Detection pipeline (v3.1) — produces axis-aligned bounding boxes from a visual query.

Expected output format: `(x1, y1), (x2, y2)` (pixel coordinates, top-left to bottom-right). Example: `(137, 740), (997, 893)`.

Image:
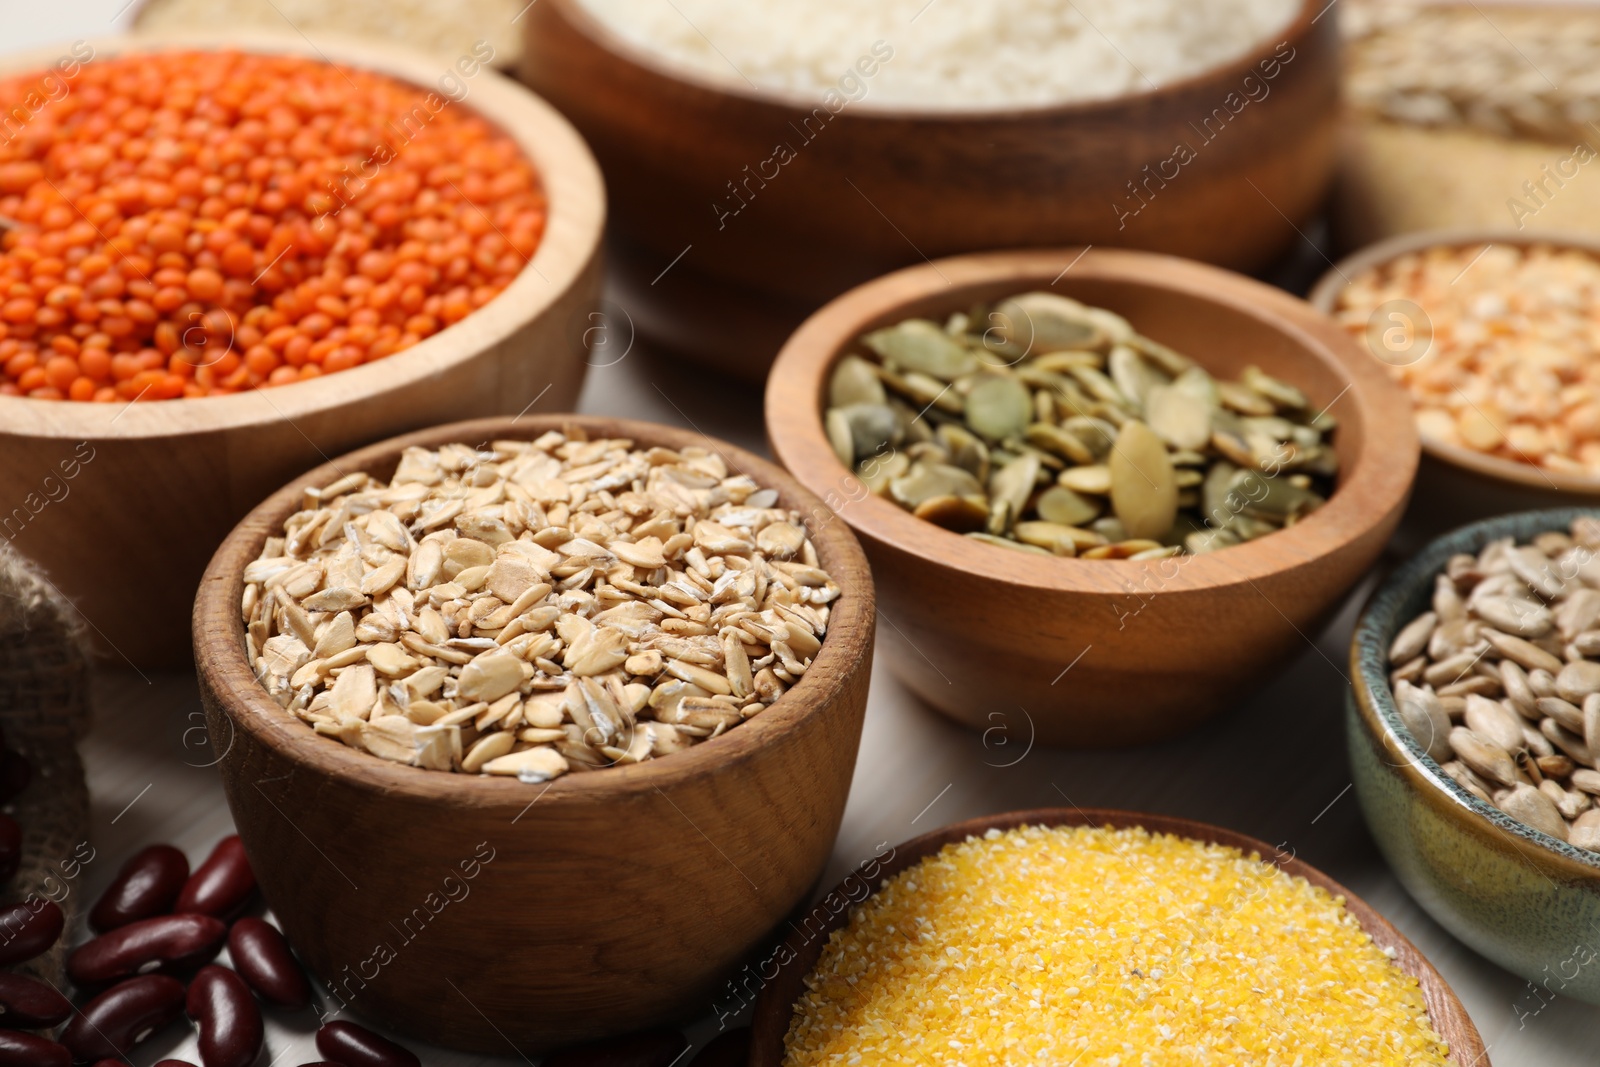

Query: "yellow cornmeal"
(783, 825), (1450, 1067)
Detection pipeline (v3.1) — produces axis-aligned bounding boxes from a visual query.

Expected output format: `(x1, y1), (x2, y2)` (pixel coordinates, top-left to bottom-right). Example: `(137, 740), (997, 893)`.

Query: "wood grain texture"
(748, 807), (1489, 1067)
(519, 0), (1339, 372)
(192, 414), (876, 1053)
(1311, 229), (1600, 551)
(0, 30), (605, 668)
(766, 248), (1419, 746)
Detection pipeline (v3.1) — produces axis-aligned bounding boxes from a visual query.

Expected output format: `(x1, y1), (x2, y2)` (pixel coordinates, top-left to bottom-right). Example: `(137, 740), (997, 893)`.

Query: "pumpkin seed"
(1108, 420), (1177, 541)
(824, 289), (1336, 560)
(965, 375), (1033, 441)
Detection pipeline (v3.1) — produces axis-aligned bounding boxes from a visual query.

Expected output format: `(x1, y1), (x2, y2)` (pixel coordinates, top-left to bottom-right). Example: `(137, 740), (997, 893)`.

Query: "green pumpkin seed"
(825, 409), (854, 467)
(1015, 520), (1105, 553)
(1059, 464), (1112, 495)
(890, 462), (985, 510)
(1024, 423), (1095, 465)
(1217, 379), (1276, 417)
(989, 453), (1041, 521)
(966, 531), (1052, 555)
(1061, 416), (1118, 458)
(1109, 420), (1178, 541)
(1108, 344), (1160, 413)
(1242, 365), (1307, 410)
(1143, 383), (1213, 451)
(1036, 485), (1102, 527)
(864, 319), (977, 380)
(829, 355), (886, 408)
(1130, 334), (1194, 377)
(965, 375), (1033, 441)
(859, 450), (909, 495)
(993, 293), (1110, 354)
(836, 403), (898, 461)
(937, 423), (991, 482)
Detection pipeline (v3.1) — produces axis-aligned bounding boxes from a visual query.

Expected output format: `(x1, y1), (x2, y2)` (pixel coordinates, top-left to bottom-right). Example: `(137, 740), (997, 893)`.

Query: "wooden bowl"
(193, 414), (875, 1053)
(1350, 507), (1600, 1005)
(748, 808), (1488, 1066)
(0, 31), (604, 667)
(766, 248), (1419, 747)
(1310, 229), (1600, 556)
(521, 0), (1339, 376)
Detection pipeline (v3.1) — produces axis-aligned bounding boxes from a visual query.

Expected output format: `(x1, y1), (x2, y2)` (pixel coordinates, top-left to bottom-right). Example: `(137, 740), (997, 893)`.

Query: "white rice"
(575, 0), (1303, 108)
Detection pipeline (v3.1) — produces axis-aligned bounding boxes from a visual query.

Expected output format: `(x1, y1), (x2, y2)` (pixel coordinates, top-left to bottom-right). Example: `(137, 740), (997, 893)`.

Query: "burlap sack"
(0, 542), (91, 987)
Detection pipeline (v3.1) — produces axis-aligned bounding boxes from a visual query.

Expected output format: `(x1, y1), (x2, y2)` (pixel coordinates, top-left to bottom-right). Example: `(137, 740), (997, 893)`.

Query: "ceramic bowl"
(1350, 506), (1600, 1004)
(767, 247), (1419, 746)
(194, 415), (875, 1051)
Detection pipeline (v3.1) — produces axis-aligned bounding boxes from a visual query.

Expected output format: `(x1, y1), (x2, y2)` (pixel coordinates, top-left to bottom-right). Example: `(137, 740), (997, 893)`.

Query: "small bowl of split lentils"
(1351, 507), (1600, 1004)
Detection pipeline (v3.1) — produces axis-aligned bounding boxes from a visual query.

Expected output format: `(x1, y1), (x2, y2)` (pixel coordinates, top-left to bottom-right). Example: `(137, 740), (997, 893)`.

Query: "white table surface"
(14, 1), (1600, 1063)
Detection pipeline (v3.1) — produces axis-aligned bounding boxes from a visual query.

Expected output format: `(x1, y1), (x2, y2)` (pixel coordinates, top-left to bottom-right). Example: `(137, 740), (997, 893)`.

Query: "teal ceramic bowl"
(1350, 507), (1600, 1004)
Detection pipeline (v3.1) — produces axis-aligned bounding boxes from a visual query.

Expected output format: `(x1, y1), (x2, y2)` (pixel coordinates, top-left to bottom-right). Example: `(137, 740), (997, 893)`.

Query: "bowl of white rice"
(521, 0), (1338, 375)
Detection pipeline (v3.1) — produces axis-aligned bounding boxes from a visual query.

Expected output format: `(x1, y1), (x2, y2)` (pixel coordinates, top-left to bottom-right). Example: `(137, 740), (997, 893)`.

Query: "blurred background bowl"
(521, 0), (1339, 378)
(194, 414), (875, 1052)
(0, 31), (604, 668)
(1350, 507), (1600, 1004)
(1310, 229), (1600, 556)
(767, 247), (1417, 746)
(748, 807), (1487, 1066)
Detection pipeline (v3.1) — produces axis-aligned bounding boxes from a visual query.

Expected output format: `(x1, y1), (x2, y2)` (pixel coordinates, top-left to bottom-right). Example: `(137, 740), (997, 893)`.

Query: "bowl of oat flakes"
(1350, 507), (1600, 1003)
(1313, 229), (1600, 551)
(192, 414), (875, 1053)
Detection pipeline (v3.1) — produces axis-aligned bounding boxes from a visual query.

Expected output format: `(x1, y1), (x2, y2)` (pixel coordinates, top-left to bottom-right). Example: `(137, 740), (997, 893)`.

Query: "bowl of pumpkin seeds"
(767, 248), (1420, 745)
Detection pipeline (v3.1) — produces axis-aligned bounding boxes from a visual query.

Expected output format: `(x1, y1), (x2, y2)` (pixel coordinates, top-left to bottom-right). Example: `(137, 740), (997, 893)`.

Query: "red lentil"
(0, 50), (545, 401)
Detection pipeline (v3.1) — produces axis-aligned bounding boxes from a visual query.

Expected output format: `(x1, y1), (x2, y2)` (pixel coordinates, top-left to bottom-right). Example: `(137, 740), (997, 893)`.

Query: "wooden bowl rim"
(543, 0), (1325, 121)
(0, 30), (605, 440)
(1350, 505), (1600, 880)
(1309, 227), (1600, 497)
(193, 414), (876, 805)
(748, 806), (1487, 1067)
(765, 246), (1419, 594)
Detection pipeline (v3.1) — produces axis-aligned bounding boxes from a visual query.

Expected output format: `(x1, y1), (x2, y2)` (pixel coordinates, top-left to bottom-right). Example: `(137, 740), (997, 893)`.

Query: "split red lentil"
(0, 50), (545, 402)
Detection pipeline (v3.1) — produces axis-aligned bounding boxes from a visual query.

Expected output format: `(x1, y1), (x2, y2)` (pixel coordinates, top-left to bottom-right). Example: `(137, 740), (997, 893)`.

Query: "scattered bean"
(228, 918), (311, 1009)
(0, 1029), (69, 1067)
(186, 965), (263, 1067)
(316, 1020), (421, 1067)
(60, 975), (185, 1062)
(543, 1028), (690, 1067)
(175, 837), (256, 920)
(0, 972), (72, 1028)
(0, 901), (63, 967)
(68, 914), (227, 986)
(91, 844), (190, 932)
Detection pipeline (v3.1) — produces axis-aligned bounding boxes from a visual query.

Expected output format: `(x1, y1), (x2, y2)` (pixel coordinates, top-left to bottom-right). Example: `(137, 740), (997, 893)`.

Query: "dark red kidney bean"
(0, 752), (30, 806)
(0, 971), (72, 1028)
(228, 917), (311, 1009)
(688, 1028), (750, 1067)
(91, 845), (190, 932)
(175, 837), (256, 920)
(68, 913), (227, 986)
(0, 900), (62, 967)
(0, 816), (20, 884)
(316, 1020), (421, 1067)
(543, 1028), (690, 1067)
(0, 1029), (70, 1067)
(60, 975), (185, 1062)
(186, 965), (262, 1067)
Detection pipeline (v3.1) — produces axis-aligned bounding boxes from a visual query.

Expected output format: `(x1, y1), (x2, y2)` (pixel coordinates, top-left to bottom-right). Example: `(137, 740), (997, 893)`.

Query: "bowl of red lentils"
(749, 808), (1486, 1066)
(1313, 229), (1600, 552)
(0, 31), (604, 666)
